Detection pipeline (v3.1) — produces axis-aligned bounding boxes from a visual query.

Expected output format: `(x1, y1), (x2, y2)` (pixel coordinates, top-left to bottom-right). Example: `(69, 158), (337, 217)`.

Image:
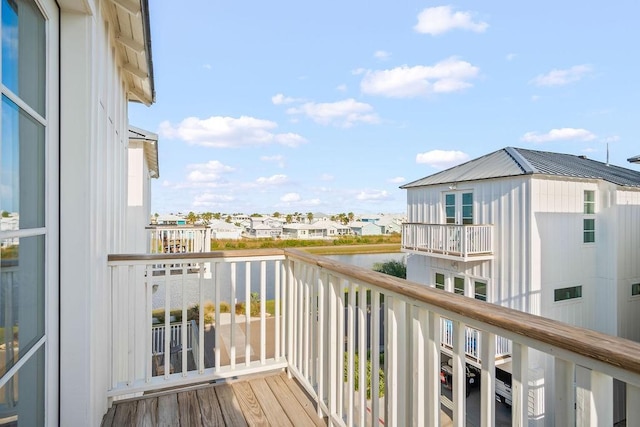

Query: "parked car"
(440, 358), (478, 397)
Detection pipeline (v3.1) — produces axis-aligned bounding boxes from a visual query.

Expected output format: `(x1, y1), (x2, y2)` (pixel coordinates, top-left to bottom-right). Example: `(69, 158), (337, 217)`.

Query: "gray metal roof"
(629, 154), (640, 164)
(402, 147), (640, 189)
(129, 125), (159, 178)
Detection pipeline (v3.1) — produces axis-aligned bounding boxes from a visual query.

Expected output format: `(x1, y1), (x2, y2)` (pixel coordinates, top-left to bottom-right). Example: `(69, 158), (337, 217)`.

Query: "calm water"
(152, 252), (405, 309)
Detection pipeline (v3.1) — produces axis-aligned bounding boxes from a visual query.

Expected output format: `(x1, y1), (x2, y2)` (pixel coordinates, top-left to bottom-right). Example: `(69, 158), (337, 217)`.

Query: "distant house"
(401, 147), (640, 423)
(350, 221), (382, 236)
(156, 214), (187, 225)
(209, 220), (243, 239)
(374, 215), (403, 234)
(249, 218), (282, 238)
(127, 126), (159, 253)
(281, 223), (325, 239)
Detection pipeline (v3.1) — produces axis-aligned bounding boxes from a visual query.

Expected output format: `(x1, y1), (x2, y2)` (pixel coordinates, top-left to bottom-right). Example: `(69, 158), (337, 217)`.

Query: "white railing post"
(371, 290), (381, 426)
(576, 367), (613, 426)
(452, 320), (466, 427)
(628, 384), (640, 426)
(327, 273), (338, 423)
(427, 311), (441, 427)
(480, 331), (496, 427)
(554, 358), (575, 426)
(512, 343), (529, 426)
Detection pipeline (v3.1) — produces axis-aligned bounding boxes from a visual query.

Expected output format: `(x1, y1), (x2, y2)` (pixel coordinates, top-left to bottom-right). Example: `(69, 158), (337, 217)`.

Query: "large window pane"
(454, 277), (465, 295)
(1, 0), (46, 117)
(0, 344), (44, 426)
(0, 235), (44, 376)
(1, 95), (45, 228)
(445, 194), (455, 224)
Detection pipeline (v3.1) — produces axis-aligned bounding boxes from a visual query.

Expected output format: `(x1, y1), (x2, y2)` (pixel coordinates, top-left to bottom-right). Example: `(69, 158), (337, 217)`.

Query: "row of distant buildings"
(148, 212), (405, 242)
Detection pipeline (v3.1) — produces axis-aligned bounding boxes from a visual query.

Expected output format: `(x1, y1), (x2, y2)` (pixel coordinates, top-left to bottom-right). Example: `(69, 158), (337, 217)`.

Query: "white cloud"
(416, 150), (470, 169)
(271, 93), (298, 105)
(356, 190), (391, 201)
(388, 176), (406, 184)
(256, 174), (288, 185)
(193, 192), (234, 207)
(414, 6), (488, 36)
(203, 64), (212, 70)
(521, 128), (597, 143)
(336, 84), (348, 92)
(506, 53), (517, 61)
(159, 116), (307, 148)
(531, 95), (541, 102)
(351, 68), (366, 76)
(320, 173), (334, 181)
(530, 64), (592, 87)
(280, 192), (301, 202)
(260, 155), (286, 168)
(186, 160), (235, 182)
(374, 50), (391, 60)
(360, 57), (480, 98)
(286, 98), (379, 127)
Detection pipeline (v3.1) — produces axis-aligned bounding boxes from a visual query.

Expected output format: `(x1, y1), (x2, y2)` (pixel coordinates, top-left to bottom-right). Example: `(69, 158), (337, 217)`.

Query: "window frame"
(554, 285), (583, 302)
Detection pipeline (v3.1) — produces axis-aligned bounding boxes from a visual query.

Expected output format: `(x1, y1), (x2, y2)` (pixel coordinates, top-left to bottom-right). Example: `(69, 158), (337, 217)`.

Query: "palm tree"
(186, 211), (198, 224)
(286, 214), (293, 224)
(306, 212), (314, 223)
(273, 211), (281, 218)
(347, 212), (355, 223)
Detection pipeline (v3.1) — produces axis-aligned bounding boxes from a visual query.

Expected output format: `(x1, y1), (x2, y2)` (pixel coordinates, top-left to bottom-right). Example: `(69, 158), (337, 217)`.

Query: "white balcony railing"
(108, 249), (640, 426)
(402, 223), (493, 260)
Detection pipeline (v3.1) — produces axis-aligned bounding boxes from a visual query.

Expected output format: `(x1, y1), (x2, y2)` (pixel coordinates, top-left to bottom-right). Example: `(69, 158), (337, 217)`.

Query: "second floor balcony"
(402, 223), (494, 261)
(104, 249), (640, 426)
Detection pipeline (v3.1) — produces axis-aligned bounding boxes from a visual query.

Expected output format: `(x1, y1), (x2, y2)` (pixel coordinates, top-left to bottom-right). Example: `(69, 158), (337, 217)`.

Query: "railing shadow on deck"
(107, 248), (640, 426)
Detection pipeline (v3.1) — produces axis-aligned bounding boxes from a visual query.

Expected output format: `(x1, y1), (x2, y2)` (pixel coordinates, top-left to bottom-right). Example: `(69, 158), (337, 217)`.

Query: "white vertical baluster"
(146, 265), (153, 382)
(427, 312), (441, 427)
(317, 269), (326, 417)
(554, 357), (574, 426)
(303, 265), (310, 379)
(412, 306), (426, 426)
(128, 266), (136, 385)
(230, 262), (237, 369)
(328, 274), (338, 421)
(245, 260), (251, 367)
(337, 279), (345, 420)
(628, 383), (640, 426)
(214, 262), (221, 372)
(480, 331), (496, 427)
(163, 263), (171, 379)
(511, 343), (529, 426)
(198, 261), (204, 373)
(357, 285), (367, 427)
(260, 260), (266, 365)
(275, 260), (281, 360)
(286, 259), (294, 378)
(346, 282), (355, 426)
(452, 320), (466, 427)
(371, 290), (381, 426)
(181, 264), (187, 376)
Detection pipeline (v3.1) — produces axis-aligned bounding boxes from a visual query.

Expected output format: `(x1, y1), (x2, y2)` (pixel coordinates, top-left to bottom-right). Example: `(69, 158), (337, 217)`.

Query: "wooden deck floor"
(101, 371), (327, 427)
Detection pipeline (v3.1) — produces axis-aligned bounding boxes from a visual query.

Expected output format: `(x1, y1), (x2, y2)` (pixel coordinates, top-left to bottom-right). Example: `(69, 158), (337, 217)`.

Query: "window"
(632, 283), (640, 296)
(445, 194), (455, 224)
(454, 277), (465, 295)
(584, 190), (595, 214)
(583, 219), (595, 243)
(0, 0), (50, 423)
(435, 273), (445, 290)
(554, 286), (582, 302)
(474, 281), (487, 301)
(462, 192), (473, 224)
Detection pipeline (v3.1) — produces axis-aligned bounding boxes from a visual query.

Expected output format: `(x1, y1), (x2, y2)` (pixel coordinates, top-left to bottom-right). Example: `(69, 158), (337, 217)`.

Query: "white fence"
(108, 249), (640, 426)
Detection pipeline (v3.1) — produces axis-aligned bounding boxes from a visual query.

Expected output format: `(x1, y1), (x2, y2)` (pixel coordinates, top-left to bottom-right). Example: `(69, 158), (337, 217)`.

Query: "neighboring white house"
(0, 0), (155, 425)
(209, 219), (243, 239)
(350, 221), (383, 236)
(127, 126), (159, 253)
(401, 146), (640, 424)
(374, 215), (404, 234)
(155, 213), (187, 225)
(281, 223), (325, 239)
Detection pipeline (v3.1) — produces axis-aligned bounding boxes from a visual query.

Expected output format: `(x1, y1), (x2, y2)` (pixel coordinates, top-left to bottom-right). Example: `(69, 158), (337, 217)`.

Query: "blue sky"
(129, 0), (640, 215)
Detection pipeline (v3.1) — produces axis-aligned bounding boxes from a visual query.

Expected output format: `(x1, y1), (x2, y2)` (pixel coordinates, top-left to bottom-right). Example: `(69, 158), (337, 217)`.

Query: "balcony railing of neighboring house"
(402, 223), (494, 261)
(147, 226), (210, 254)
(107, 249), (640, 426)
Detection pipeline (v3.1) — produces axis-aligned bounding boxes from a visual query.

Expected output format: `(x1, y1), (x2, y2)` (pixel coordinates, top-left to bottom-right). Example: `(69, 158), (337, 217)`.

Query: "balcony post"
(480, 331), (496, 427)
(576, 366), (613, 425)
(554, 358), (575, 426)
(511, 343), (529, 426)
(427, 312), (441, 426)
(452, 320), (466, 427)
(628, 384), (640, 426)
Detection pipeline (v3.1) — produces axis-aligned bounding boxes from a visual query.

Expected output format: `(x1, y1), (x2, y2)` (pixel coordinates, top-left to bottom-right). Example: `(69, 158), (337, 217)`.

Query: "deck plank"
(134, 398), (158, 427)
(272, 373), (326, 426)
(216, 383), (249, 427)
(158, 394), (180, 427)
(177, 390), (204, 427)
(232, 381), (269, 426)
(249, 378), (294, 427)
(112, 401), (137, 427)
(196, 387), (225, 427)
(101, 406), (116, 427)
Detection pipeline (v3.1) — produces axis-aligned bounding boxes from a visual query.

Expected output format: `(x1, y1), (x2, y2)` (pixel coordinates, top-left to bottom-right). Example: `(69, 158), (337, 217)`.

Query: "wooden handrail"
(107, 248), (285, 262)
(283, 248), (640, 379)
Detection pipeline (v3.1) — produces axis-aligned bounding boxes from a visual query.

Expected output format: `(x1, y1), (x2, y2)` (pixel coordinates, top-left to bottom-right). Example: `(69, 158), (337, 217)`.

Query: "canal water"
(152, 252), (405, 309)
